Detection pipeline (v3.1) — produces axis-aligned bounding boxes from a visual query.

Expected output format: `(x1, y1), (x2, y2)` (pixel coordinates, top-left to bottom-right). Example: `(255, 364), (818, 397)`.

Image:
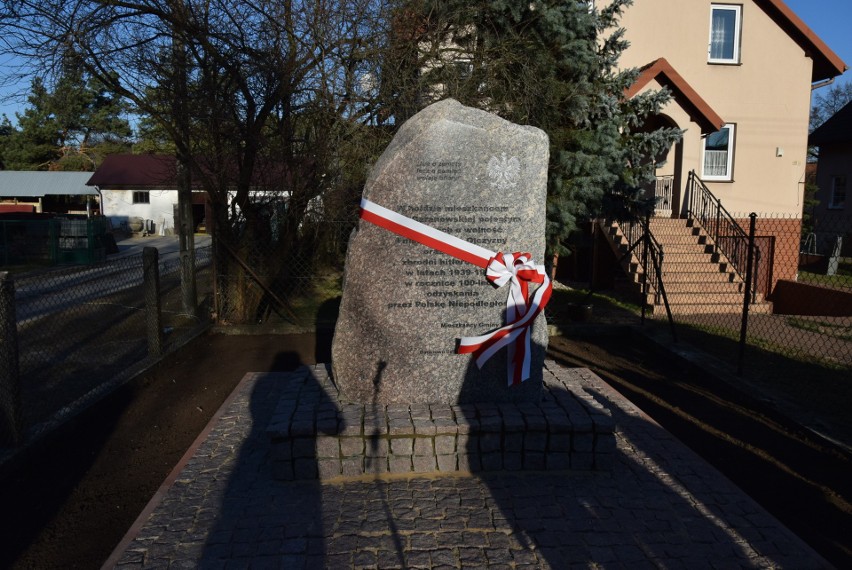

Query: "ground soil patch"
(0, 332), (328, 569)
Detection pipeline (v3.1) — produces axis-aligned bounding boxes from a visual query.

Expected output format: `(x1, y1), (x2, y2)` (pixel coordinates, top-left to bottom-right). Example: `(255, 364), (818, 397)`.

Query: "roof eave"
(758, 0), (848, 82)
(625, 58), (726, 134)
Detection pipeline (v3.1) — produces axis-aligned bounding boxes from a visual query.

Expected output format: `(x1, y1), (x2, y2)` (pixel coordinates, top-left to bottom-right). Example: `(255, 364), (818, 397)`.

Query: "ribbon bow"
(359, 198), (551, 385)
(459, 252), (551, 385)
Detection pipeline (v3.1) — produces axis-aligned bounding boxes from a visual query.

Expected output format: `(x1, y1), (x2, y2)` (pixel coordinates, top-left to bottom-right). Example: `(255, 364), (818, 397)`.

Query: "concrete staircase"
(605, 217), (769, 315)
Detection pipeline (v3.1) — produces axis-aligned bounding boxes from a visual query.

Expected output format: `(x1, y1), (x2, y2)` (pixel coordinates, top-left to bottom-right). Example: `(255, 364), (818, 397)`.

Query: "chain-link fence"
(0, 243), (212, 446)
(563, 209), (851, 443)
(639, 213), (851, 369)
(0, 216), (111, 267)
(213, 220), (355, 328)
(591, 211), (850, 366)
(3, 204), (847, 447)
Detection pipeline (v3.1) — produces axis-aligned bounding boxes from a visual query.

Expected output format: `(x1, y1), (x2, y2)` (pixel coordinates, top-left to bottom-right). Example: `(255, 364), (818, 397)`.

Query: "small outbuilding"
(0, 171), (99, 215)
(87, 154), (208, 236)
(0, 171), (108, 266)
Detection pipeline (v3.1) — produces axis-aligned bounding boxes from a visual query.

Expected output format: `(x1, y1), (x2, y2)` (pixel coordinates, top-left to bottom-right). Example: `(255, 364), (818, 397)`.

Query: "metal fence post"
(143, 247), (164, 358)
(738, 213), (758, 376)
(0, 271), (22, 446)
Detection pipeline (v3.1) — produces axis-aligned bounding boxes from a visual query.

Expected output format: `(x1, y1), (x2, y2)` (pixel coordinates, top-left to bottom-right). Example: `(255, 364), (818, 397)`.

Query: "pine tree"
(0, 70), (132, 171)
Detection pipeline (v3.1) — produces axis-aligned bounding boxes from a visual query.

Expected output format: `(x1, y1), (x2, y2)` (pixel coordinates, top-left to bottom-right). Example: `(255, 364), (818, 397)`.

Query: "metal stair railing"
(685, 170), (759, 302)
(611, 214), (676, 339)
(616, 216), (664, 303)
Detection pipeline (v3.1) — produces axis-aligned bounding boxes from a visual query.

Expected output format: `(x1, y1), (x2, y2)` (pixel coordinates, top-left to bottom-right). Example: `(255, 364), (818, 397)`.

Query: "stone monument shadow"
(199, 351), (339, 567)
(457, 338), (571, 567)
(314, 295), (341, 364)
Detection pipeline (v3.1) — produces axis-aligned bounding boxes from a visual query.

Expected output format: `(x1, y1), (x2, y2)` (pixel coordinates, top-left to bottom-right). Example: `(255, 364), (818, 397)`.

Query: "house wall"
(614, 0), (814, 216)
(812, 142), (852, 237)
(746, 216), (802, 297)
(100, 189), (177, 235)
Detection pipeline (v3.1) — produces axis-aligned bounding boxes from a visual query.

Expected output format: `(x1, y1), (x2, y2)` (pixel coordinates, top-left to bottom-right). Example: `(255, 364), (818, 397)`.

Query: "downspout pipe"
(811, 78), (835, 91)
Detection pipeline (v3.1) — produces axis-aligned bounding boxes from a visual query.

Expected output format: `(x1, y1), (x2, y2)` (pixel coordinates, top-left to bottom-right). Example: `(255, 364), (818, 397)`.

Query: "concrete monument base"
(266, 363), (616, 481)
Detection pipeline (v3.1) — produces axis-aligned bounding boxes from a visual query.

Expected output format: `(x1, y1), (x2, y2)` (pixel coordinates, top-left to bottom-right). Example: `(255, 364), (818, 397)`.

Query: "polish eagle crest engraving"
(487, 152), (521, 190)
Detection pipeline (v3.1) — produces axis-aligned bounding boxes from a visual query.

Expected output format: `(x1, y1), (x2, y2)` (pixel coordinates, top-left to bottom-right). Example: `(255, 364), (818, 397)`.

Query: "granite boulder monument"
(332, 99), (550, 405)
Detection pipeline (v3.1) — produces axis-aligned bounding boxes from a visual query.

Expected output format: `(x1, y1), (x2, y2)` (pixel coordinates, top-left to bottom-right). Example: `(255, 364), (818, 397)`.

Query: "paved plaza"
(105, 364), (830, 569)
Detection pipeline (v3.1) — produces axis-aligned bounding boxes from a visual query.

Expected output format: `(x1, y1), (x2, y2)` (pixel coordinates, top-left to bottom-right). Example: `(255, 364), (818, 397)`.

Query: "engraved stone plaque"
(332, 99), (549, 404)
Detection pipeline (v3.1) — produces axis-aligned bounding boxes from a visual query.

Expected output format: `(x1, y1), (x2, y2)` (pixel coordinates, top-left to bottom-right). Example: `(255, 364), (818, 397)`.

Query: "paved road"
(13, 235), (212, 324)
(111, 234), (212, 261)
(106, 364), (829, 569)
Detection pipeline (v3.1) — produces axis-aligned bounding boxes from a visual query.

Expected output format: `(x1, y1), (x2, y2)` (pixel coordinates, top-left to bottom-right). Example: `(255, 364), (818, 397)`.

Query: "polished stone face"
(332, 99), (549, 405)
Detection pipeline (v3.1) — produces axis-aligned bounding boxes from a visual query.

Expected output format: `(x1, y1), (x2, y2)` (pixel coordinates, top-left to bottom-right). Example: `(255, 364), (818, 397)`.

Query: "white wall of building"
(100, 189), (177, 235)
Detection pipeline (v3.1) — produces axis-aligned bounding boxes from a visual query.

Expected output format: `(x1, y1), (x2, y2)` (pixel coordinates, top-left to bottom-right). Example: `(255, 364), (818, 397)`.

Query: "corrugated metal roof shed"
(0, 171), (98, 197)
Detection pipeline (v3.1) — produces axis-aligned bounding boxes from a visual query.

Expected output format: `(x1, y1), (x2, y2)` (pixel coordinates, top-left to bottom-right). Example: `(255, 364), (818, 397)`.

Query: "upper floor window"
(132, 191), (150, 204)
(703, 123), (736, 181)
(829, 176), (846, 210)
(709, 4), (742, 64)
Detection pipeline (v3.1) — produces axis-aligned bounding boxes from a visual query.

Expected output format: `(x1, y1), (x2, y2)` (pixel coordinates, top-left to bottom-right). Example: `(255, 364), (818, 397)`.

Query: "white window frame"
(829, 175), (846, 210)
(702, 123), (736, 181)
(708, 4), (742, 64)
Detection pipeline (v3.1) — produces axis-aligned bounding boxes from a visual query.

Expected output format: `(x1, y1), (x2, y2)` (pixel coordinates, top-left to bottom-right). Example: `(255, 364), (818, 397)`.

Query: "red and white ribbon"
(359, 198), (551, 385)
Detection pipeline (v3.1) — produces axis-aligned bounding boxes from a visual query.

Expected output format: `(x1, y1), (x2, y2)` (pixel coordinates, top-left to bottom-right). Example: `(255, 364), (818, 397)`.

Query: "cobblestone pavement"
(107, 365), (830, 569)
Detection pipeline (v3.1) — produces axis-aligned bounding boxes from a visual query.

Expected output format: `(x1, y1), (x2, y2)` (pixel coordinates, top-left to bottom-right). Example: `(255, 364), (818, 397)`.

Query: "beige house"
(595, 0), (847, 309)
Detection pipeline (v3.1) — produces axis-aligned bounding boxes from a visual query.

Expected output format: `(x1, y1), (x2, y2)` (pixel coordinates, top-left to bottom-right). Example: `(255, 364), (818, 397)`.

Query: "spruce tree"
(386, 0), (682, 258)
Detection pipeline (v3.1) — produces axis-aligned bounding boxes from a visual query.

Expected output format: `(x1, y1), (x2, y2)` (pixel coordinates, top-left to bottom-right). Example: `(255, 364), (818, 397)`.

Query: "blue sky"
(785, 0), (852, 81)
(0, 0), (850, 123)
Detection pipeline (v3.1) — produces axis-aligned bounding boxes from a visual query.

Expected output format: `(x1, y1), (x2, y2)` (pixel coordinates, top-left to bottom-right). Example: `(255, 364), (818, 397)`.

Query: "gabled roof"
(0, 171), (98, 198)
(758, 0), (847, 82)
(625, 58), (726, 134)
(87, 153), (306, 190)
(809, 100), (852, 146)
(86, 154), (177, 189)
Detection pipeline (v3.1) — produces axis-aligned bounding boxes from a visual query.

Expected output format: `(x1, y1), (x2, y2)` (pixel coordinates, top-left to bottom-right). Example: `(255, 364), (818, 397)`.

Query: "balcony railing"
(653, 175), (674, 216)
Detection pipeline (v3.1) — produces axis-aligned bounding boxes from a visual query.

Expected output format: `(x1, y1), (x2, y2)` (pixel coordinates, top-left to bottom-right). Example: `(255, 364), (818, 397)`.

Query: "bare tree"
(810, 80), (852, 132)
(1, 0), (393, 322)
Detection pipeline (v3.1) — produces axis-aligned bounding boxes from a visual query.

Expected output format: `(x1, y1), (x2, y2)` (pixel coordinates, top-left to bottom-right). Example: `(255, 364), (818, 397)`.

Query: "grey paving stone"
(413, 437), (434, 456)
(339, 436), (364, 456)
(481, 452), (503, 472)
(503, 452), (523, 471)
(547, 452), (571, 470)
(293, 458), (318, 479)
(364, 437), (389, 457)
(341, 457), (364, 477)
(107, 368), (829, 570)
(524, 431), (547, 452)
(480, 433), (501, 453)
(435, 435), (456, 454)
(413, 419), (437, 435)
(390, 437), (413, 455)
(437, 454), (457, 472)
(315, 436), (339, 459)
(271, 460), (293, 481)
(413, 455), (437, 473)
(573, 432), (594, 452)
(434, 418), (458, 435)
(292, 437), (316, 458)
(388, 455), (412, 473)
(522, 451), (545, 470)
(572, 452), (594, 470)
